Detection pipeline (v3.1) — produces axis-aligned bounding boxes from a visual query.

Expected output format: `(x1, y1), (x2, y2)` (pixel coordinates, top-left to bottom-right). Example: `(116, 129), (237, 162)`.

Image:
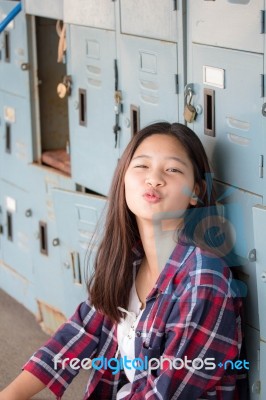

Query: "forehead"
(133, 134), (189, 157)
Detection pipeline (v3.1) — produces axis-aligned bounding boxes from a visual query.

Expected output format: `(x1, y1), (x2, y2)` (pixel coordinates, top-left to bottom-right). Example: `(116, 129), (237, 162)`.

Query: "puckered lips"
(143, 189), (161, 204)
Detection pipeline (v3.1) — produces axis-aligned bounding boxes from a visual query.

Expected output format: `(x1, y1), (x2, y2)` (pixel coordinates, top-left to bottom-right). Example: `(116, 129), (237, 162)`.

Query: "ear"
(189, 183), (200, 206)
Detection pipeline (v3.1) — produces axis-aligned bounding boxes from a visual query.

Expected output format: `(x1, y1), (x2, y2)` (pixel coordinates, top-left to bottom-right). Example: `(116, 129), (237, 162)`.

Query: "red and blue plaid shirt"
(23, 238), (248, 399)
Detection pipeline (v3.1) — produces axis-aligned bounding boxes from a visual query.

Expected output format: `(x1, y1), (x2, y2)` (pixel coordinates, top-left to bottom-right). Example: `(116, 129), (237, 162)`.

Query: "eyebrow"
(132, 155), (189, 167)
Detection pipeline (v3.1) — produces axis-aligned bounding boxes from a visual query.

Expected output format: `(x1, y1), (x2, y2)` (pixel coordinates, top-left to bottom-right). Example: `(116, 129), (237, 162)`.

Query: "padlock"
(57, 75), (72, 99)
(114, 90), (122, 114)
(184, 89), (197, 123)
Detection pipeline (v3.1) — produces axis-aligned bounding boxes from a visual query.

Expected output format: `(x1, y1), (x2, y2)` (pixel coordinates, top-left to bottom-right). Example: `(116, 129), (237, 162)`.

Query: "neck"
(137, 219), (179, 275)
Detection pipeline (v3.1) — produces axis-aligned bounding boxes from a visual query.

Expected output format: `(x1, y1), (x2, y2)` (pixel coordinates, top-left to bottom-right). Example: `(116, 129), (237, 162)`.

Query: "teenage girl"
(0, 123), (247, 399)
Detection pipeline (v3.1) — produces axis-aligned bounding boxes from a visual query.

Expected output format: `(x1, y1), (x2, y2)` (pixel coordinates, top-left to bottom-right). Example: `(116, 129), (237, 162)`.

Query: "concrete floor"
(0, 288), (90, 399)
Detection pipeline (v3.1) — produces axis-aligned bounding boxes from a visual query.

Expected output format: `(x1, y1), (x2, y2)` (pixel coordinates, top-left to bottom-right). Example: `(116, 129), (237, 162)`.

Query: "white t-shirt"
(116, 278), (144, 399)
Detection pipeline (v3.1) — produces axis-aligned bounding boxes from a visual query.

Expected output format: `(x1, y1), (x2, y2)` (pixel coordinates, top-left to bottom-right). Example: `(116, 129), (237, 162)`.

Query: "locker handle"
(130, 105), (140, 137)
(5, 123), (11, 153)
(204, 88), (215, 137)
(7, 211), (13, 241)
(70, 251), (82, 284)
(79, 89), (87, 126)
(39, 221), (48, 255)
(4, 31), (10, 62)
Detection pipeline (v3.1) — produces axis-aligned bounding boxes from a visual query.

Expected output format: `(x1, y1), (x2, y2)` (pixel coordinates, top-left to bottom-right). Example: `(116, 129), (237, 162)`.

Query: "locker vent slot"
(130, 105), (140, 137)
(5, 124), (11, 153)
(39, 221), (48, 255)
(204, 88), (215, 137)
(4, 32), (10, 62)
(79, 89), (87, 126)
(7, 212), (13, 241)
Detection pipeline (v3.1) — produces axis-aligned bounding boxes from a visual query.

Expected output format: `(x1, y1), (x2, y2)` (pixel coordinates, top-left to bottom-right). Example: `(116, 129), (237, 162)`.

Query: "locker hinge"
(259, 155), (264, 178)
(260, 10), (266, 33)
(261, 74), (265, 98)
(173, 0), (177, 11)
(175, 74), (179, 94)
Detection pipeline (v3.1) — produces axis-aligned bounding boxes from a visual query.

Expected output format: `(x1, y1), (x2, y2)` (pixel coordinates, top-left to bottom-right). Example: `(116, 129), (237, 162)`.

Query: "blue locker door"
(120, 0), (178, 41)
(0, 92), (33, 183)
(53, 188), (107, 316)
(253, 205), (266, 343)
(245, 326), (260, 400)
(64, 0), (115, 30)
(189, 45), (264, 195)
(0, 1), (30, 97)
(261, 341), (266, 400)
(119, 35), (179, 154)
(24, 0), (63, 19)
(215, 182), (262, 332)
(0, 179), (33, 281)
(28, 164), (75, 316)
(188, 0), (264, 53)
(68, 25), (117, 195)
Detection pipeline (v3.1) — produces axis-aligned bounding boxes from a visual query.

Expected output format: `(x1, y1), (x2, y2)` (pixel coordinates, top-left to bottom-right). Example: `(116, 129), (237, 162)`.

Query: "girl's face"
(124, 134), (198, 226)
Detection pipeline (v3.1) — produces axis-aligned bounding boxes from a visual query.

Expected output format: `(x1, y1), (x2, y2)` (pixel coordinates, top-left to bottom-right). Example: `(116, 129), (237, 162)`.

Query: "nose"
(145, 170), (165, 188)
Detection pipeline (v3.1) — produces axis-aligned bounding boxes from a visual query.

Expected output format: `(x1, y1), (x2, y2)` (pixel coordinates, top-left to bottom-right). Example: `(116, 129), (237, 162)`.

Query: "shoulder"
(171, 241), (234, 297)
(191, 246), (233, 294)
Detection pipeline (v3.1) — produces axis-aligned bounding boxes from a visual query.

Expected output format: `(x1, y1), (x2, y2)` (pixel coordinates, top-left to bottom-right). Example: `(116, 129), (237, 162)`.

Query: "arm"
(1, 299), (106, 399)
(0, 371), (46, 400)
(127, 284), (243, 399)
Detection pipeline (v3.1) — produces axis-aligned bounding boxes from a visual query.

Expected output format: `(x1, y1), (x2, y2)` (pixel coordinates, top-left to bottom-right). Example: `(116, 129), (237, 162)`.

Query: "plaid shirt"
(23, 238), (248, 399)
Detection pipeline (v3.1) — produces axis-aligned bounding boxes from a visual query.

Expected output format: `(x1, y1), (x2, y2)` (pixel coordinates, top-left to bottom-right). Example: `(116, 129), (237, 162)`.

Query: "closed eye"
(134, 165), (148, 168)
(167, 168), (183, 173)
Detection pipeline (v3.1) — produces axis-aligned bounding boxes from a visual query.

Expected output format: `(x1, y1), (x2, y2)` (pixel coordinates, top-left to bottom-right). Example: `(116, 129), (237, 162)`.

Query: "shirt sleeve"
(22, 299), (106, 399)
(125, 284), (242, 399)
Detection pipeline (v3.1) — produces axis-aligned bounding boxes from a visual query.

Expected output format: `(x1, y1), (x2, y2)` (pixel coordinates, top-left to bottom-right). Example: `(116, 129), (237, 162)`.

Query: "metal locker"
(118, 35), (179, 155)
(68, 25), (117, 195)
(0, 185), (3, 263)
(26, 166), (75, 331)
(245, 325), (260, 400)
(253, 205), (266, 342)
(0, 179), (33, 282)
(23, 0), (63, 19)
(215, 182), (262, 331)
(189, 44), (264, 195)
(260, 341), (266, 399)
(0, 91), (33, 184)
(188, 0), (264, 53)
(0, 1), (30, 97)
(120, 0), (178, 42)
(64, 0), (115, 30)
(53, 188), (107, 317)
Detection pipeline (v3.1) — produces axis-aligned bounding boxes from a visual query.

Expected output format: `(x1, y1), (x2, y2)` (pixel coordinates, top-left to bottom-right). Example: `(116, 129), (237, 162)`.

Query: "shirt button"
(136, 331), (141, 337)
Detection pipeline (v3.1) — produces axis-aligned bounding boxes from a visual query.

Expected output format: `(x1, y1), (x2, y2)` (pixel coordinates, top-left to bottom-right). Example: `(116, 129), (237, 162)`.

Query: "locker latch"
(113, 90), (122, 147)
(21, 63), (30, 71)
(113, 59), (122, 148)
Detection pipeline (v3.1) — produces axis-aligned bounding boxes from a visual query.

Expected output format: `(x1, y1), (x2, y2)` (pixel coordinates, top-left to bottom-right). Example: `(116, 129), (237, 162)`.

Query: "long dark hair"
(87, 122), (219, 323)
